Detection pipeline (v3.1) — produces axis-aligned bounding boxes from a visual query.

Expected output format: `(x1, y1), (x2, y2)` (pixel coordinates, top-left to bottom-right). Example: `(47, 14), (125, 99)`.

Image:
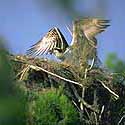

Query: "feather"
(26, 27), (69, 57)
(82, 19), (110, 41)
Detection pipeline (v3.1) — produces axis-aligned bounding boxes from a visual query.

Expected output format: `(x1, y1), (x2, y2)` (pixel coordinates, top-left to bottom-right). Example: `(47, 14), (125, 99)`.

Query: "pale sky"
(0, 0), (125, 62)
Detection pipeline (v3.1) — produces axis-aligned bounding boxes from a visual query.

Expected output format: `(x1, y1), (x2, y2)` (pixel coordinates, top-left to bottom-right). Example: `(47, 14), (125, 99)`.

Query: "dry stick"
(99, 105), (104, 121)
(15, 64), (29, 79)
(72, 100), (81, 112)
(88, 58), (95, 71)
(85, 108), (91, 121)
(84, 58), (95, 79)
(70, 84), (99, 114)
(80, 58), (95, 111)
(94, 112), (98, 125)
(97, 79), (119, 99)
(29, 65), (83, 87)
(13, 58), (98, 113)
(12, 58), (83, 87)
(12, 57), (119, 99)
(118, 115), (125, 125)
(16, 69), (25, 78)
(19, 65), (30, 80)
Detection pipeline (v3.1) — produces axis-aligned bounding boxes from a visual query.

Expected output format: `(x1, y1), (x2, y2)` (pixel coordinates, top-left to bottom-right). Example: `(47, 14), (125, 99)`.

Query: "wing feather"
(83, 19), (110, 41)
(26, 27), (68, 57)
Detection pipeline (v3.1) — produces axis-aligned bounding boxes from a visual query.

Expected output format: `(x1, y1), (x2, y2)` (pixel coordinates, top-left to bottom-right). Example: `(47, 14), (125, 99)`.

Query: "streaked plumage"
(26, 18), (110, 60)
(26, 27), (69, 59)
(82, 18), (110, 44)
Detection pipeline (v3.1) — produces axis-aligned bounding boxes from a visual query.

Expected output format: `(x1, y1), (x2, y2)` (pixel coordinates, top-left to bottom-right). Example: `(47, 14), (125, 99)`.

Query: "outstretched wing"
(82, 19), (110, 42)
(26, 27), (68, 56)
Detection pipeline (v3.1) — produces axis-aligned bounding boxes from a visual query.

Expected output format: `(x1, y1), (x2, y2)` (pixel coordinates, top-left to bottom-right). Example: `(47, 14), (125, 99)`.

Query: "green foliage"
(0, 38), (26, 125)
(11, 53), (125, 124)
(27, 87), (79, 125)
(2, 41), (125, 124)
(105, 53), (125, 124)
(0, 44), (13, 96)
(106, 53), (125, 86)
(106, 53), (125, 73)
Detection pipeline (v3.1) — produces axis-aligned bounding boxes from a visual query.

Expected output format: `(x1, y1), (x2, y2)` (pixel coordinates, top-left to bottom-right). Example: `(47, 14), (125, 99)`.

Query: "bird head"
(53, 49), (65, 60)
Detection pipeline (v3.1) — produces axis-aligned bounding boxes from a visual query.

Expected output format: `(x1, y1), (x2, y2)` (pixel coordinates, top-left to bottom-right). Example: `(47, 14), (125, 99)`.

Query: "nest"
(10, 54), (125, 124)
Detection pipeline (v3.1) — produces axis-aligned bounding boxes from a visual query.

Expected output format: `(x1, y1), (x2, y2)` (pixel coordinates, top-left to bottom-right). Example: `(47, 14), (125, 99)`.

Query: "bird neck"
(53, 50), (65, 60)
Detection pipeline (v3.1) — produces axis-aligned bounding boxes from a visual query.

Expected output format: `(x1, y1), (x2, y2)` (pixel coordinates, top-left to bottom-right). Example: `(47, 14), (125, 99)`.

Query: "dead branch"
(11, 57), (83, 87)
(97, 79), (119, 99)
(70, 84), (99, 114)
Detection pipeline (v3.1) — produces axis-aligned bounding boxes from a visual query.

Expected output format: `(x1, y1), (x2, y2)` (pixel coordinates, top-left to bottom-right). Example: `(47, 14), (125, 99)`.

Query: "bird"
(26, 18), (110, 61)
(26, 27), (69, 60)
(71, 18), (110, 67)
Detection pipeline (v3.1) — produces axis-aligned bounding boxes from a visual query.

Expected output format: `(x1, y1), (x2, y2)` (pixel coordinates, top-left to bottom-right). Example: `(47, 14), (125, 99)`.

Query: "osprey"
(26, 18), (110, 60)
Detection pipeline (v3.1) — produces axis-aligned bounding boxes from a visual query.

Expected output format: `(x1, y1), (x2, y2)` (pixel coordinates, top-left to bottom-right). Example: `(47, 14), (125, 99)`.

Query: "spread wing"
(82, 19), (110, 42)
(26, 27), (68, 56)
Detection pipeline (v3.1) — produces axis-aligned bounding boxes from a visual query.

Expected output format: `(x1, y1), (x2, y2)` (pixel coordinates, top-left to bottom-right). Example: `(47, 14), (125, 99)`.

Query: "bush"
(27, 87), (79, 125)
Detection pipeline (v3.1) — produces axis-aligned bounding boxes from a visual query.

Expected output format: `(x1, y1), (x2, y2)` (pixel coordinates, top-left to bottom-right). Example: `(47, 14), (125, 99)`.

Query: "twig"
(11, 57), (83, 87)
(70, 84), (99, 113)
(118, 115), (125, 125)
(16, 69), (25, 78)
(88, 58), (95, 70)
(85, 108), (91, 120)
(72, 100), (81, 112)
(19, 65), (30, 80)
(29, 65), (83, 87)
(84, 68), (88, 79)
(97, 79), (119, 99)
(80, 87), (85, 111)
(94, 112), (98, 125)
(12, 57), (99, 113)
(84, 58), (95, 79)
(99, 105), (104, 121)
(82, 87), (85, 99)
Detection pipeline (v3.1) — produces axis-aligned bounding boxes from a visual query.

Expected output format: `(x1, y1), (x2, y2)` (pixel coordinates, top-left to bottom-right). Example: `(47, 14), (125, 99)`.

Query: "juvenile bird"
(26, 18), (110, 62)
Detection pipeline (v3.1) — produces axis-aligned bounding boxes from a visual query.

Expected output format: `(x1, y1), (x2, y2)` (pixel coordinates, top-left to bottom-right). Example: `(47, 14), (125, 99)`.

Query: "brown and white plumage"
(26, 27), (69, 58)
(82, 18), (110, 43)
(26, 18), (110, 60)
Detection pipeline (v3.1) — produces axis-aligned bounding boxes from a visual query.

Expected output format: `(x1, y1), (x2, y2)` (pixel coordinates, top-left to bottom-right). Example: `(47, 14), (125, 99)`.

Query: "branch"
(97, 79), (119, 99)
(11, 57), (83, 87)
(118, 115), (125, 125)
(29, 65), (83, 87)
(70, 84), (99, 113)
(99, 105), (104, 121)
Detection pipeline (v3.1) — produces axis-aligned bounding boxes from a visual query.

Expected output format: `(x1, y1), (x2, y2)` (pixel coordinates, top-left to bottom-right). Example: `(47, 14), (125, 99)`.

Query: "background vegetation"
(0, 0), (125, 125)
(0, 36), (125, 124)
